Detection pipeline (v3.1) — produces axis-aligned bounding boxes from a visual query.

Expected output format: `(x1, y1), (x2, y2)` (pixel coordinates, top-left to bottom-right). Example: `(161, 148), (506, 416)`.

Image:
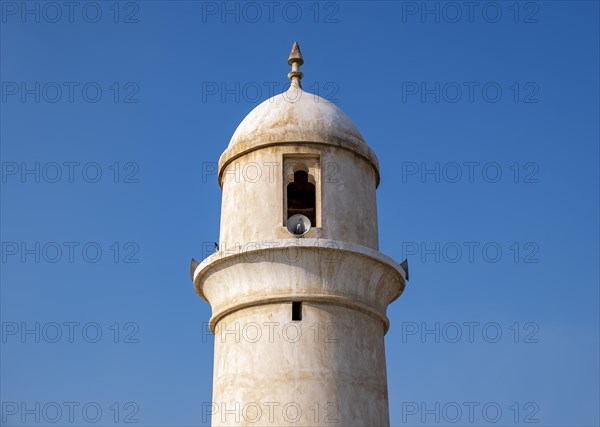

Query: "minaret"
(192, 42), (407, 427)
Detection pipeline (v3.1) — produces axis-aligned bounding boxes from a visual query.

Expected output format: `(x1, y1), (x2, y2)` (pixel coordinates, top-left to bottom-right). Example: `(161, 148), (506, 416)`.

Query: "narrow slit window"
(292, 301), (302, 321)
(287, 170), (316, 225)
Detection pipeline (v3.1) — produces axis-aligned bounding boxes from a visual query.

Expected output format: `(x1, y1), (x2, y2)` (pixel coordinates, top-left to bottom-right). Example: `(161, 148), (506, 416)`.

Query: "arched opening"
(287, 170), (316, 225)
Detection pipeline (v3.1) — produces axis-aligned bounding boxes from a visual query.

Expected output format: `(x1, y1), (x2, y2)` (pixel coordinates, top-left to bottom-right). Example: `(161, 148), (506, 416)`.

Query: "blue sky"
(1, 1), (598, 426)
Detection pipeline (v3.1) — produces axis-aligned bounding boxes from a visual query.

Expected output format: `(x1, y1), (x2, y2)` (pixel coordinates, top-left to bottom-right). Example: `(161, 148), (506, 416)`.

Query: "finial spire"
(287, 41), (304, 88)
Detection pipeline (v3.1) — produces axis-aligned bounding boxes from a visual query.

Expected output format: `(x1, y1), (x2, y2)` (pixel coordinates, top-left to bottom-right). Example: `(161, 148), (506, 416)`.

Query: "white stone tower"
(192, 42), (407, 427)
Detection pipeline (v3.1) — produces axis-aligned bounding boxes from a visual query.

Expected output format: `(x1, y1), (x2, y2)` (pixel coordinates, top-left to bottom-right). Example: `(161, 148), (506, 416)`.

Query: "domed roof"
(228, 87), (367, 149)
(218, 42), (379, 185)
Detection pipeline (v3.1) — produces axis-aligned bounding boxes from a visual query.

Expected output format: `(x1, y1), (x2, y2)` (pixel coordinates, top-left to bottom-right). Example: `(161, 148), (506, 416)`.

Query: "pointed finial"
(288, 41), (304, 66)
(287, 41), (304, 88)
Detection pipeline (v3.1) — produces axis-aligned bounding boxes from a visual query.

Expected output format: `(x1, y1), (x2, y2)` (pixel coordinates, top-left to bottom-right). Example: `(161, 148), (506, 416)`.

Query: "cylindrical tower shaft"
(192, 43), (406, 427)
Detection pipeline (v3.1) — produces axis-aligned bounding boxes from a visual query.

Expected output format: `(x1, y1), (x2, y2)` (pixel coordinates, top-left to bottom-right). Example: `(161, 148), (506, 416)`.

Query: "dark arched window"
(287, 170), (316, 225)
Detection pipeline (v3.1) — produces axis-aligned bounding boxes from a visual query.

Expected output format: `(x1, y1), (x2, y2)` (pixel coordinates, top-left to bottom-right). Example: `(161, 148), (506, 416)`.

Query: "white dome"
(218, 86), (380, 184)
(228, 86), (367, 149)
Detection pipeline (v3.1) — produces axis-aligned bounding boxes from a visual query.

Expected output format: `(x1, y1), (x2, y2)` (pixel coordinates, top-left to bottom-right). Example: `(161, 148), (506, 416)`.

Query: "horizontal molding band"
(217, 141), (380, 188)
(209, 293), (391, 334)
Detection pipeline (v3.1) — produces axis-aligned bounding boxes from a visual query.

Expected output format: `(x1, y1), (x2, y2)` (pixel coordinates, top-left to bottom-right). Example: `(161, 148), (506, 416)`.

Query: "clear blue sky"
(1, 1), (598, 426)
